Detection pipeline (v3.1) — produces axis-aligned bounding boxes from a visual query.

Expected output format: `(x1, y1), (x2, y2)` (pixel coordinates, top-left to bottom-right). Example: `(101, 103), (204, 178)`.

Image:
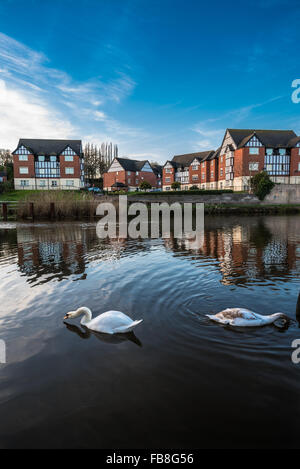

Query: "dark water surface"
(0, 215), (299, 449)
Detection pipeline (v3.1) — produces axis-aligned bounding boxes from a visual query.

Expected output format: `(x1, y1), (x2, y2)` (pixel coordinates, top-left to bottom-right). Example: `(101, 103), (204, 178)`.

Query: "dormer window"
(38, 155), (45, 162)
(266, 148), (273, 156)
(249, 148), (259, 155)
(279, 148), (286, 156)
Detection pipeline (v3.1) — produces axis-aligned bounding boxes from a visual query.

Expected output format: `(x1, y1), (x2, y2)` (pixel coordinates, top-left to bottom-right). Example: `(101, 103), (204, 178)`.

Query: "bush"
(171, 181), (181, 190)
(250, 171), (275, 200)
(189, 185), (199, 191)
(139, 180), (152, 190)
(0, 181), (13, 194)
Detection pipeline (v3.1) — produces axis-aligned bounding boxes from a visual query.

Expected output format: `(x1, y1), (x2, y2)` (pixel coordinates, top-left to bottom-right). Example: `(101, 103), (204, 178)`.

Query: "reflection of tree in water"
(249, 220), (273, 249)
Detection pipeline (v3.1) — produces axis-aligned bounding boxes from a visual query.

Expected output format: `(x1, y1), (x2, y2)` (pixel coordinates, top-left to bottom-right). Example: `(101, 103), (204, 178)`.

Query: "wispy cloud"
(0, 32), (141, 150)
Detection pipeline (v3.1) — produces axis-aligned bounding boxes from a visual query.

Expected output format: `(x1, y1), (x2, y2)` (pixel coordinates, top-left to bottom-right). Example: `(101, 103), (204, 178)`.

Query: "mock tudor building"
(12, 139), (84, 190)
(103, 157), (162, 191)
(218, 129), (300, 190)
(163, 151), (216, 190)
(163, 129), (300, 191)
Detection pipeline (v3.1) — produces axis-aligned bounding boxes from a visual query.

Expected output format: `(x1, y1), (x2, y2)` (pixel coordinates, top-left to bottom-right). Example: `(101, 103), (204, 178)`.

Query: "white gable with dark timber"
(108, 159), (124, 172)
(221, 130), (236, 154)
(245, 135), (263, 147)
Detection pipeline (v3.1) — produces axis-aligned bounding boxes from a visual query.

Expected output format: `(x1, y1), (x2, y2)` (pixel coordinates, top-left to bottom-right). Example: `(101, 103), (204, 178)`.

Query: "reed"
(17, 191), (99, 220)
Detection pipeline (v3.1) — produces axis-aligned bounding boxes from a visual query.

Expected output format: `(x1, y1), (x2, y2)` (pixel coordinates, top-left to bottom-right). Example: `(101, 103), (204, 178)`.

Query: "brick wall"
(13, 154), (35, 178)
(290, 148), (300, 177)
(60, 154), (81, 178)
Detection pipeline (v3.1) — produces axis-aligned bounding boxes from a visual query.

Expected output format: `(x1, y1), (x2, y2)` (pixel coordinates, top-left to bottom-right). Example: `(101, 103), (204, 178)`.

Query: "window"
(211, 171), (214, 177)
(128, 178), (131, 184)
(279, 149), (286, 156)
(249, 162), (259, 171)
(19, 154), (28, 161)
(20, 180), (29, 186)
(266, 148), (273, 156)
(38, 155), (45, 162)
(50, 156), (56, 162)
(298, 163), (300, 171)
(249, 148), (259, 155)
(127, 171), (131, 175)
(66, 180), (74, 186)
(39, 181), (46, 187)
(51, 180), (58, 187)
(298, 148), (300, 156)
(165, 177), (171, 182)
(136, 171), (139, 175)
(192, 164), (198, 170)
(20, 167), (29, 174)
(135, 179), (139, 184)
(51, 168), (57, 175)
(220, 169), (223, 176)
(65, 155), (74, 162)
(165, 168), (172, 173)
(65, 167), (74, 174)
(220, 156), (223, 163)
(192, 175), (198, 180)
(202, 173), (205, 180)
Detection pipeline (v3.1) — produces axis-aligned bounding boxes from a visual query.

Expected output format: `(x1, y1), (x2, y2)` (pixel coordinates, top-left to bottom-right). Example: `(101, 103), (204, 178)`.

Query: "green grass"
(0, 189), (88, 202)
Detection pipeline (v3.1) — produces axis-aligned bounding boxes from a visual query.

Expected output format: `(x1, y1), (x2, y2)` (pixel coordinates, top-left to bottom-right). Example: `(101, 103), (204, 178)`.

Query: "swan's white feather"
(206, 308), (285, 327)
(81, 310), (143, 334)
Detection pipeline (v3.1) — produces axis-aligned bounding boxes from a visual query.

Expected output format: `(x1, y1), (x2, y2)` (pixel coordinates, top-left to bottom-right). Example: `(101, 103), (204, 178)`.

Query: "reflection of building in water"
(164, 217), (299, 285)
(17, 225), (88, 283)
(15, 225), (134, 284)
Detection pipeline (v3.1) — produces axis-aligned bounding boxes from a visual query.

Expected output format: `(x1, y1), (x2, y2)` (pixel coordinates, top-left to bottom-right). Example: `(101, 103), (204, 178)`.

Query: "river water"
(0, 215), (299, 448)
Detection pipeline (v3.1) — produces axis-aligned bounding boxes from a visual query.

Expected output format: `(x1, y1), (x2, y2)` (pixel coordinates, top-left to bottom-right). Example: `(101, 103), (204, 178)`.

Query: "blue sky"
(0, 0), (300, 163)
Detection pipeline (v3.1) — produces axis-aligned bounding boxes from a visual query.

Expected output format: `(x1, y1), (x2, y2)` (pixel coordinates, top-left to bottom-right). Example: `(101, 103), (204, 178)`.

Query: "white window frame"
(249, 148), (259, 155)
(249, 162), (259, 171)
(65, 155), (74, 162)
(19, 154), (28, 161)
(65, 167), (74, 175)
(20, 167), (29, 174)
(66, 180), (74, 186)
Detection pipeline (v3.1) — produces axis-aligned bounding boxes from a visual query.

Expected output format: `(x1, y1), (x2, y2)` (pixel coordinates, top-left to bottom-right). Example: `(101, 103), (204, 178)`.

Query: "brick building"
(12, 139), (84, 190)
(163, 129), (300, 191)
(103, 157), (162, 191)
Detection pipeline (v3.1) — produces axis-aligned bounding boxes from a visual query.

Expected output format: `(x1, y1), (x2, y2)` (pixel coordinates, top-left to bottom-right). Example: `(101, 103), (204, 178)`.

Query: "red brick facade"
(103, 160), (161, 191)
(13, 154), (35, 178)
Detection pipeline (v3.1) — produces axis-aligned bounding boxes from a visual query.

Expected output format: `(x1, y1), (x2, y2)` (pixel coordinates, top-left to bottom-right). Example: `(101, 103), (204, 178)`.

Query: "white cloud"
(0, 80), (75, 149)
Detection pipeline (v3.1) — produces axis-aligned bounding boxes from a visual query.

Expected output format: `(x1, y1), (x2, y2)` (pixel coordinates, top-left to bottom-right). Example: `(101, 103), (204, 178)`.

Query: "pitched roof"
(13, 139), (82, 156)
(227, 129), (298, 149)
(151, 163), (163, 176)
(115, 157), (146, 172)
(172, 151), (215, 167)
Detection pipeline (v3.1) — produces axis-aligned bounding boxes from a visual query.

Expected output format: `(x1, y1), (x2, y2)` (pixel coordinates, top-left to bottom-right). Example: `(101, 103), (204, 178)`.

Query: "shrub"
(139, 180), (152, 190)
(250, 171), (275, 200)
(171, 181), (181, 190)
(189, 185), (199, 191)
(0, 181), (14, 194)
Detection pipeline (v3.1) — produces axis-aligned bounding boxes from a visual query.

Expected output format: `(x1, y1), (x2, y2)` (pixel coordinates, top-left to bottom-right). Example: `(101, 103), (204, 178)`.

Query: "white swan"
(64, 307), (143, 334)
(206, 308), (288, 327)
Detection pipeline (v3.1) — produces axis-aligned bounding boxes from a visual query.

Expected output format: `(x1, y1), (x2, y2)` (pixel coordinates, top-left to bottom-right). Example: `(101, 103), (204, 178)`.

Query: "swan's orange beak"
(64, 314), (69, 319)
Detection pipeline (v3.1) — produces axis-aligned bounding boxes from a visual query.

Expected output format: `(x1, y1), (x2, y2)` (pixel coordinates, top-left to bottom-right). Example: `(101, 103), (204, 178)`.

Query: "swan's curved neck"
(270, 313), (286, 322)
(77, 307), (92, 324)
